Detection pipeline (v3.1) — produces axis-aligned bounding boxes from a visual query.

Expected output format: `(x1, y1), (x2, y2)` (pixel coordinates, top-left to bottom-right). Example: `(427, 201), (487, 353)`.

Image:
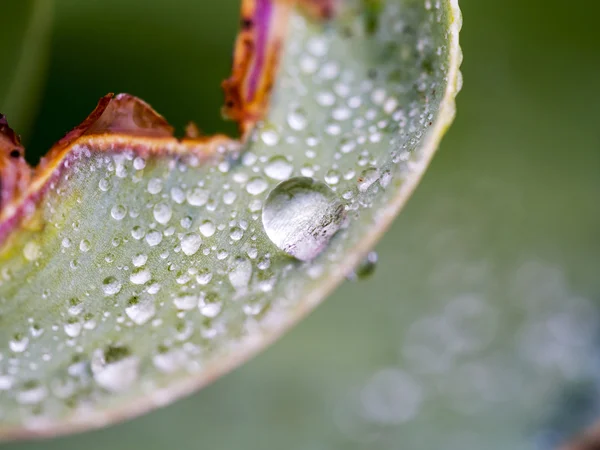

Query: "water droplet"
(229, 227), (244, 241)
(145, 230), (163, 247)
(347, 252), (378, 281)
(9, 334), (29, 353)
(228, 257), (253, 291)
(147, 178), (164, 195)
(196, 268), (213, 285)
(287, 107), (308, 131)
(91, 346), (140, 392)
(125, 295), (156, 325)
(23, 242), (41, 261)
(181, 233), (202, 256)
(130, 268), (151, 285)
(199, 292), (222, 318)
(68, 297), (83, 316)
(17, 380), (47, 405)
(358, 168), (380, 192)
(79, 239), (91, 252)
(102, 276), (122, 296)
(111, 205), (127, 221)
(133, 156), (146, 170)
(264, 156), (293, 181)
(64, 318), (82, 337)
(132, 253), (148, 267)
(324, 169), (340, 185)
(187, 187), (209, 207)
(260, 126), (280, 146)
(246, 177), (269, 196)
(262, 177), (346, 261)
(153, 203), (172, 225)
(199, 220), (216, 237)
(174, 294), (198, 311)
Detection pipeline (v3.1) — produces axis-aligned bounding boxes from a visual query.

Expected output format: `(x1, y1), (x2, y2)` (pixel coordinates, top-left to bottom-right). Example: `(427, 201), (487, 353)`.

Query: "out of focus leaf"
(0, 0), (53, 136)
(0, 0), (461, 439)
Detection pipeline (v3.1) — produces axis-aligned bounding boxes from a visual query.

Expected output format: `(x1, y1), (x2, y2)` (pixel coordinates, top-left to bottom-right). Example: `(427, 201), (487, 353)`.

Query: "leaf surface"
(0, 0), (461, 438)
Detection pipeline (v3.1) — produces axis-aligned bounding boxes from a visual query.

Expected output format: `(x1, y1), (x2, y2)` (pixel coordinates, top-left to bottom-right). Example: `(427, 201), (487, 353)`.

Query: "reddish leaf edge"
(0, 0), (335, 249)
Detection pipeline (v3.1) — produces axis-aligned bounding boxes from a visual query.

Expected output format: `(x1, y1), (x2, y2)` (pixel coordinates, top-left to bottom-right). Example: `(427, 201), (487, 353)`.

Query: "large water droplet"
(262, 177), (346, 261)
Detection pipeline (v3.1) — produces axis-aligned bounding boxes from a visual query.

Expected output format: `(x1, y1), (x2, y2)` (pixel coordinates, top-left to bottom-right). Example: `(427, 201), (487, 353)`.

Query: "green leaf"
(0, 0), (53, 136)
(0, 0), (461, 438)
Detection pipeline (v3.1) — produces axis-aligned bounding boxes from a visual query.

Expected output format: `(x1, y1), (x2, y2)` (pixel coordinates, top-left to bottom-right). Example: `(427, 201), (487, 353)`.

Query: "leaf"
(0, 0), (461, 438)
(0, 0), (54, 136)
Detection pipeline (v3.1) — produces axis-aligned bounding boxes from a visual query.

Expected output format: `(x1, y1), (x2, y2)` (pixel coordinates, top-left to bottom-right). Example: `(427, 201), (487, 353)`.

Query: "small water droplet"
(228, 257), (253, 291)
(145, 230), (163, 247)
(130, 268), (151, 285)
(133, 156), (146, 170)
(196, 268), (213, 285)
(132, 253), (148, 267)
(264, 156), (293, 181)
(111, 205), (127, 221)
(199, 220), (216, 237)
(17, 380), (47, 405)
(262, 177), (346, 261)
(287, 107), (308, 131)
(125, 295), (156, 325)
(9, 334), (29, 353)
(199, 292), (222, 318)
(325, 169), (340, 185)
(181, 233), (202, 256)
(246, 177), (269, 196)
(64, 318), (82, 337)
(91, 346), (140, 392)
(153, 203), (172, 225)
(79, 239), (91, 252)
(358, 168), (380, 192)
(174, 294), (198, 311)
(23, 242), (41, 261)
(187, 187), (209, 206)
(147, 178), (164, 195)
(347, 252), (378, 281)
(102, 276), (122, 296)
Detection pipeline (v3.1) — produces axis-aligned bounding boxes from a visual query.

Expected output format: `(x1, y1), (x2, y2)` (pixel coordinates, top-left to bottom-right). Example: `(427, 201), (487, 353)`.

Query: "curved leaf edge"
(0, 0), (462, 439)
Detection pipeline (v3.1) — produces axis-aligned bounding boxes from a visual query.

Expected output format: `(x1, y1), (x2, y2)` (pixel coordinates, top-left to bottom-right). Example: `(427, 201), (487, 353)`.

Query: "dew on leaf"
(125, 295), (156, 325)
(110, 205), (127, 221)
(264, 156), (293, 180)
(187, 187), (209, 207)
(91, 346), (140, 393)
(180, 233), (202, 256)
(153, 203), (173, 224)
(174, 294), (198, 311)
(199, 220), (216, 237)
(262, 177), (346, 261)
(347, 251), (378, 281)
(23, 241), (41, 261)
(102, 276), (122, 296)
(246, 177), (269, 195)
(130, 268), (151, 285)
(199, 292), (222, 318)
(228, 257), (253, 291)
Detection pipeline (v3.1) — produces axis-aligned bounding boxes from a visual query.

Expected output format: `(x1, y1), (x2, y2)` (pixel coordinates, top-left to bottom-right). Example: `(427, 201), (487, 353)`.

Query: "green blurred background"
(1, 0), (599, 448)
